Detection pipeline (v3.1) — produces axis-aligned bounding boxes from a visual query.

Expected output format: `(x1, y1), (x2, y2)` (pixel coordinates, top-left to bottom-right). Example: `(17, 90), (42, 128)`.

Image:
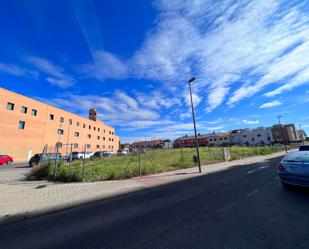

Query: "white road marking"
(246, 189), (259, 197)
(247, 165), (269, 174)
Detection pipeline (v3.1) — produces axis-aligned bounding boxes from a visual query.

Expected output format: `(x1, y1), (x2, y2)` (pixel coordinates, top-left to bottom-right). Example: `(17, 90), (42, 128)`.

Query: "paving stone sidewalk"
(0, 151), (285, 224)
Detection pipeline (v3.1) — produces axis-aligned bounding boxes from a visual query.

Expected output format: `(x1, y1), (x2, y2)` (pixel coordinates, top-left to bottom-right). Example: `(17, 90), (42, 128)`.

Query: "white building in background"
(230, 127), (273, 146)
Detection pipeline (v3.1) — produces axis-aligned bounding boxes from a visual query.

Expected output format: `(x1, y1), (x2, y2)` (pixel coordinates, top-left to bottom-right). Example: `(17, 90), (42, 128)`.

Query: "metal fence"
(36, 143), (288, 182)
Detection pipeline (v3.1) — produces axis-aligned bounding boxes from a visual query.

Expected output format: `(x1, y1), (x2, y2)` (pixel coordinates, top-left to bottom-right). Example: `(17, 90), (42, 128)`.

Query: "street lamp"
(277, 115), (287, 153)
(188, 77), (202, 173)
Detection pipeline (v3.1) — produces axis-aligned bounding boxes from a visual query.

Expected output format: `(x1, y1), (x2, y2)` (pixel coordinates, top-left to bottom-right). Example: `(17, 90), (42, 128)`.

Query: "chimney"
(89, 108), (97, 121)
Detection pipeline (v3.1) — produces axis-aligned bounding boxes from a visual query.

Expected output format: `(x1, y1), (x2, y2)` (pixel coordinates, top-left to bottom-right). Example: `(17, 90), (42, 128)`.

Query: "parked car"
(299, 145), (309, 151)
(92, 151), (111, 158)
(70, 151), (92, 160)
(29, 153), (62, 167)
(117, 149), (128, 156)
(0, 155), (13, 165)
(277, 151), (309, 187)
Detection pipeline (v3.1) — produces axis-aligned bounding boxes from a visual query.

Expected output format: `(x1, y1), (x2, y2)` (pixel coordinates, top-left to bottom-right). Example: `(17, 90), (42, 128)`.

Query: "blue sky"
(0, 0), (308, 143)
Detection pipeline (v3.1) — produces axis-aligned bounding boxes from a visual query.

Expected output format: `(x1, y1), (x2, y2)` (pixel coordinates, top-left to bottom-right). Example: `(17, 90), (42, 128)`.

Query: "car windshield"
(283, 152), (309, 163)
(0, 155), (7, 158)
(299, 145), (309, 151)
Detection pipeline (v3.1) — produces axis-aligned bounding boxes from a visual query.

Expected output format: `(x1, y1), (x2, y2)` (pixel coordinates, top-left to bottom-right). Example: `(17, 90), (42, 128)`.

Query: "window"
(103, 137), (105, 141)
(18, 121), (25, 129)
(89, 125), (91, 129)
(104, 129), (106, 133)
(74, 132), (80, 137)
(96, 145), (100, 149)
(49, 114), (54, 120)
(257, 134), (261, 137)
(98, 128), (100, 132)
(102, 145), (105, 149)
(243, 135), (247, 138)
(97, 136), (100, 140)
(112, 132), (114, 135)
(20, 106), (28, 114)
(252, 138), (255, 141)
(94, 127), (96, 131)
(74, 143), (78, 148)
(7, 102), (14, 110)
(109, 131), (111, 135)
(57, 129), (64, 135)
(69, 119), (72, 125)
(109, 138), (111, 141)
(77, 122), (80, 127)
(60, 117), (64, 123)
(31, 109), (37, 116)
(87, 144), (91, 149)
(87, 134), (91, 138)
(111, 146), (114, 149)
(56, 142), (62, 148)
(83, 124), (86, 128)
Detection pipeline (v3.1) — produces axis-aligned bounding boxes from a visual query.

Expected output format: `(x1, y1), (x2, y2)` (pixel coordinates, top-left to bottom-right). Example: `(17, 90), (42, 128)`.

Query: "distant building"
(272, 124), (299, 144)
(207, 132), (230, 146)
(0, 87), (119, 161)
(230, 127), (273, 146)
(131, 139), (163, 149)
(297, 130), (307, 141)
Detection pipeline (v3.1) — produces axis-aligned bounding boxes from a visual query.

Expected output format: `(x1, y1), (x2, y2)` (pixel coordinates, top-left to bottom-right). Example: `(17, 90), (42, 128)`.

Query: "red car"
(0, 155), (13, 165)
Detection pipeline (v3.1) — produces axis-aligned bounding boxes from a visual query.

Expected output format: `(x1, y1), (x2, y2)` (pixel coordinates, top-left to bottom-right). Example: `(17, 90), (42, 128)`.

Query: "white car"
(117, 149), (128, 156)
(71, 151), (92, 160)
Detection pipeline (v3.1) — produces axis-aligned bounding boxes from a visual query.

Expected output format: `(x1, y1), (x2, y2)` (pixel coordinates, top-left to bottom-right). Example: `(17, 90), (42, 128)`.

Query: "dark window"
(109, 138), (111, 141)
(98, 128), (100, 132)
(31, 109), (37, 116)
(60, 117), (64, 123)
(87, 144), (91, 149)
(18, 121), (25, 129)
(252, 138), (255, 141)
(20, 106), (28, 114)
(69, 119), (72, 125)
(97, 136), (100, 140)
(89, 125), (91, 129)
(94, 127), (96, 131)
(57, 129), (64, 135)
(83, 124), (86, 128)
(74, 132), (79, 137)
(56, 142), (62, 148)
(96, 145), (100, 149)
(87, 134), (91, 138)
(103, 137), (105, 141)
(74, 143), (78, 148)
(243, 135), (247, 138)
(7, 102), (15, 110)
(77, 122), (80, 127)
(102, 145), (105, 149)
(49, 114), (54, 120)
(257, 134), (261, 137)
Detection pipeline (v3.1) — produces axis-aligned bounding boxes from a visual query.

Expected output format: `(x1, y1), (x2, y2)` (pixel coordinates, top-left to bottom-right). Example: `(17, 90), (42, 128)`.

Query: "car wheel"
(8, 160), (13, 165)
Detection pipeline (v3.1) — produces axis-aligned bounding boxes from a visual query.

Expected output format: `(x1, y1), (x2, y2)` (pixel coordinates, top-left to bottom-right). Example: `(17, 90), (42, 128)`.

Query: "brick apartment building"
(0, 87), (119, 162)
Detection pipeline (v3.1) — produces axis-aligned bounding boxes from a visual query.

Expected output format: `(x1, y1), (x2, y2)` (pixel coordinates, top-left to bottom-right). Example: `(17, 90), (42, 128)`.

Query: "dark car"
(29, 153), (62, 167)
(92, 151), (111, 158)
(0, 155), (13, 165)
(299, 145), (309, 151)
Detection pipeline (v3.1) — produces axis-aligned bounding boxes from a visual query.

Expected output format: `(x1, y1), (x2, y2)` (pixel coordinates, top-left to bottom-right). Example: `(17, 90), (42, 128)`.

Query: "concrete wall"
(0, 87), (119, 162)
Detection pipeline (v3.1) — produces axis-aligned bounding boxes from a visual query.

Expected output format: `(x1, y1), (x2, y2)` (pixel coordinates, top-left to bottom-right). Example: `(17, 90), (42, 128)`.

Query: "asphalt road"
(1, 156), (309, 249)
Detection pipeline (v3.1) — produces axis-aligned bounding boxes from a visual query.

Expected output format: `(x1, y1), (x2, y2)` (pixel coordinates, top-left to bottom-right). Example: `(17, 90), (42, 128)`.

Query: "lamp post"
(188, 77), (202, 173)
(278, 115), (287, 153)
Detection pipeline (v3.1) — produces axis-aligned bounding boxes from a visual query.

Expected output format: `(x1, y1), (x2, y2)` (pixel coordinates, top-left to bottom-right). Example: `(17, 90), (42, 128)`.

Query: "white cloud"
(26, 56), (75, 88)
(79, 0), (308, 112)
(82, 51), (128, 80)
(259, 100), (282, 108)
(0, 62), (39, 78)
(242, 119), (260, 125)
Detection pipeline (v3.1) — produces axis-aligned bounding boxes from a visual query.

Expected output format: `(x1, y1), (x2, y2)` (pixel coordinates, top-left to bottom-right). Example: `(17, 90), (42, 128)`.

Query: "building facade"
(0, 87), (119, 162)
(230, 127), (273, 146)
(271, 124), (299, 144)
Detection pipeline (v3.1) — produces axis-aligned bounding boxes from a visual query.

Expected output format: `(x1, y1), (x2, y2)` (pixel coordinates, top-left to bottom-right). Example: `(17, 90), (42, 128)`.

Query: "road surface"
(1, 156), (309, 249)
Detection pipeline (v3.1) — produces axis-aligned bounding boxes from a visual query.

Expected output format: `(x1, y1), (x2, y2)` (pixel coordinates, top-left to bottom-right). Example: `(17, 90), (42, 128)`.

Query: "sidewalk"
(0, 151), (285, 224)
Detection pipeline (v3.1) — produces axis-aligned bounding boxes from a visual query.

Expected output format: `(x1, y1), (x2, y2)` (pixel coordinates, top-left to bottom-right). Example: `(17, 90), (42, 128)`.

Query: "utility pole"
(188, 77), (202, 173)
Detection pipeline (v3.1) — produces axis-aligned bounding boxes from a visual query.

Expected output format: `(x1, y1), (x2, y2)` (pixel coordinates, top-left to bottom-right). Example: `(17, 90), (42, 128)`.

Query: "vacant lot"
(31, 146), (285, 182)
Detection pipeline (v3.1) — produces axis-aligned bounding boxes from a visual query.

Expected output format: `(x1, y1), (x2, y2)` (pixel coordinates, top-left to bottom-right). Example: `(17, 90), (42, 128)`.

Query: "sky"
(0, 0), (308, 143)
